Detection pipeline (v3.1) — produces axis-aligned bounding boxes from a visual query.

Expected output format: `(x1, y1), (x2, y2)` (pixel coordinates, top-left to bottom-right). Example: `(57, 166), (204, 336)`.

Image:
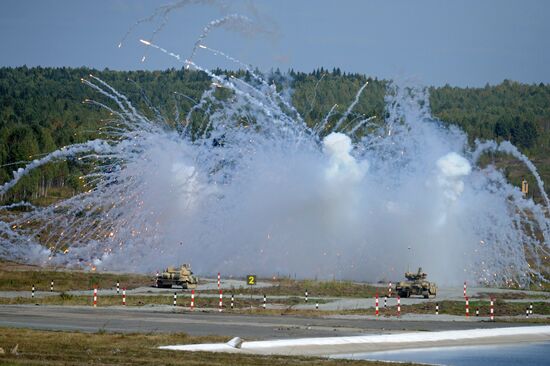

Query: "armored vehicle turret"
(156, 264), (198, 289)
(395, 267), (436, 298)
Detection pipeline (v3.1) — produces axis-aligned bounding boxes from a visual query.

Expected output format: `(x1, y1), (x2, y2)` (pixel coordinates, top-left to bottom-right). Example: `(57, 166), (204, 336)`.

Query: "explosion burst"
(0, 10), (548, 287)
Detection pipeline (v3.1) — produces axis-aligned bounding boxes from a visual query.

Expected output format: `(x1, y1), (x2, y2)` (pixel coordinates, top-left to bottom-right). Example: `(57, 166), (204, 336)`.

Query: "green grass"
(0, 260), (152, 291)
(0, 293), (327, 309)
(474, 291), (550, 300)
(340, 299), (550, 320)
(216, 278), (380, 298)
(30, 186), (78, 207)
(0, 327), (420, 366)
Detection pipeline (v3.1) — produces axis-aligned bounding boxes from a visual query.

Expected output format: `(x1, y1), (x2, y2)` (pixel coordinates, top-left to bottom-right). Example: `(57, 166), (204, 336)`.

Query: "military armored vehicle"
(156, 264), (198, 289)
(395, 267), (436, 298)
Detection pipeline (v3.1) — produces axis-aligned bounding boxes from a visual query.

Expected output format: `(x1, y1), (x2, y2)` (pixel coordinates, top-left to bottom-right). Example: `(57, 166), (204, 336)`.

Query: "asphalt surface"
(0, 305), (532, 340)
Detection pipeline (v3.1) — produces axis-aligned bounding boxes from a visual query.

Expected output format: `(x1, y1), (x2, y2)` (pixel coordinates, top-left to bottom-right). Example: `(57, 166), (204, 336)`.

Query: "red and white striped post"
(217, 272), (221, 289)
(93, 286), (98, 308)
(190, 289), (195, 311)
(490, 297), (494, 321)
(463, 281), (467, 298)
(397, 296), (401, 317)
(375, 293), (379, 316)
(122, 288), (126, 306)
(388, 282), (392, 297)
(173, 292), (177, 307)
(465, 296), (469, 317)
(218, 289), (223, 312)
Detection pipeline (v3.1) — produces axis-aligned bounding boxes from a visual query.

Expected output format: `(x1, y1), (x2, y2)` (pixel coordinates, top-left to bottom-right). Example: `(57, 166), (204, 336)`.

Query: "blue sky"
(0, 0), (548, 86)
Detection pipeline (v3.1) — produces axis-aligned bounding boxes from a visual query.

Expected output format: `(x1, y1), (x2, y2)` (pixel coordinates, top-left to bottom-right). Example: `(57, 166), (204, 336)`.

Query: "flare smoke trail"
(120, 1), (274, 64)
(118, 0), (222, 62)
(187, 14), (255, 67)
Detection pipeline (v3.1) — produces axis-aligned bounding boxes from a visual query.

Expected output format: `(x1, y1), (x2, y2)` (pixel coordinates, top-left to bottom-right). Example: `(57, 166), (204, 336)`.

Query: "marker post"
(397, 296), (401, 317)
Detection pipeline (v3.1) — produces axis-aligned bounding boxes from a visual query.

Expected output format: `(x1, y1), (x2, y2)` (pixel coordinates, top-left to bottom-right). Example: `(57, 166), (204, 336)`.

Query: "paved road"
(0, 305), (531, 340)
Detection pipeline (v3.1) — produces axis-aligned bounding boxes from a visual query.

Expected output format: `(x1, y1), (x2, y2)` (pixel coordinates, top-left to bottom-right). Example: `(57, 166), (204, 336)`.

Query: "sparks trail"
(118, 0), (223, 62)
(190, 43), (305, 130)
(197, 44), (265, 89)
(306, 73), (327, 118)
(472, 140), (550, 210)
(187, 14), (254, 68)
(332, 81), (369, 133)
(1, 69), (548, 287)
(349, 115), (378, 136)
(139, 39), (182, 62)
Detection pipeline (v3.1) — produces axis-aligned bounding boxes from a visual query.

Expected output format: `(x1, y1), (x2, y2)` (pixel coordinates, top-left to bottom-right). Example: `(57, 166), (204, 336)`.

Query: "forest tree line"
(1, 66), (549, 204)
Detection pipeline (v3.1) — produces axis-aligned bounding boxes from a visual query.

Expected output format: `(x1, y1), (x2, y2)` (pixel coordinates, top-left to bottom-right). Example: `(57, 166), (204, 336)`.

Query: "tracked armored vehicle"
(395, 267), (436, 298)
(156, 264), (198, 289)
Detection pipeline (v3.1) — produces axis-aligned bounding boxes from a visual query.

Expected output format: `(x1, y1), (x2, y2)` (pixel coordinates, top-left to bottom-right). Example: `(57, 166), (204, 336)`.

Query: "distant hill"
(0, 66), (549, 204)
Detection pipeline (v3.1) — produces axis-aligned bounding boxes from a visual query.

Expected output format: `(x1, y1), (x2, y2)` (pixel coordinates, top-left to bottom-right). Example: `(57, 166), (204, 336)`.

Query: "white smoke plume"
(436, 152), (471, 202)
(0, 72), (547, 287)
(188, 14), (254, 66)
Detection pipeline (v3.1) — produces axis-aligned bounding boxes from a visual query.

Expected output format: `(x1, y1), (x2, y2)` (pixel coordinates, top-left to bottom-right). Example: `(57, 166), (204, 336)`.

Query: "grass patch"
(340, 300), (550, 320)
(213, 278), (380, 298)
(0, 294), (328, 309)
(0, 327), (419, 366)
(0, 260), (151, 291)
(474, 292), (549, 300)
(402, 300), (550, 317)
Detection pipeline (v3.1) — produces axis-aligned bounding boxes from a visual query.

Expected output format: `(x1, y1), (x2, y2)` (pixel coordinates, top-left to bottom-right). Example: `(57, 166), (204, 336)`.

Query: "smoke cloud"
(0, 55), (548, 287)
